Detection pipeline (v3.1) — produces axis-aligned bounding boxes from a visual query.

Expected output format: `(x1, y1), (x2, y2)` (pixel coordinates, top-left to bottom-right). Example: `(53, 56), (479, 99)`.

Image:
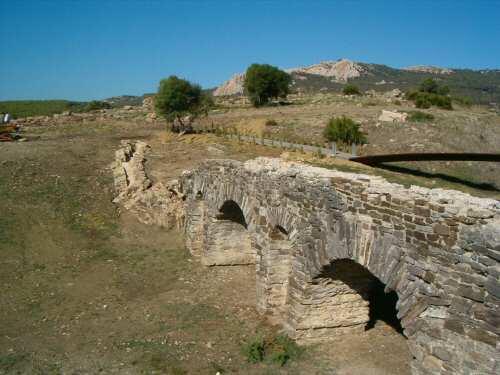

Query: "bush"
(452, 96), (473, 107)
(244, 64), (291, 107)
(412, 92), (452, 110)
(84, 100), (111, 111)
(419, 78), (439, 94)
(265, 119), (278, 126)
(407, 111), (435, 122)
(242, 334), (302, 367)
(155, 76), (212, 132)
(323, 116), (367, 145)
(415, 95), (431, 109)
(242, 336), (265, 363)
(409, 78), (453, 110)
(343, 84), (361, 95)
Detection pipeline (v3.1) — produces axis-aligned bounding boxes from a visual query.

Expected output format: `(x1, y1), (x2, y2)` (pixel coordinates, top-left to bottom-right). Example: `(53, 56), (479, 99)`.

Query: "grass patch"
(406, 110), (435, 122)
(0, 353), (28, 372)
(242, 334), (303, 367)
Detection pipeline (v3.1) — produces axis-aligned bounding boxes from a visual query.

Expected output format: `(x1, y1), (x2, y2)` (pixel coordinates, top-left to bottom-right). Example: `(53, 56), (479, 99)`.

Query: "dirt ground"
(0, 119), (414, 374)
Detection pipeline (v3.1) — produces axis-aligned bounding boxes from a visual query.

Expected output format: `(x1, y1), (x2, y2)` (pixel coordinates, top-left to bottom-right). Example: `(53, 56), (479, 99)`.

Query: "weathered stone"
(112, 150), (500, 375)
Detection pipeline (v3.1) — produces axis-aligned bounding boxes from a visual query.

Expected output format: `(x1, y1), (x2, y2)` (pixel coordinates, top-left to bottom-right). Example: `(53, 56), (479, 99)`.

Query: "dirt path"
(0, 121), (410, 374)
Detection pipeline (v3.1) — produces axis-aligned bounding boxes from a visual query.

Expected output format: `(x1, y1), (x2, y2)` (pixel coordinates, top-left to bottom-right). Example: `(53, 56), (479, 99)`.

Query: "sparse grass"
(407, 111), (435, 122)
(242, 333), (303, 367)
(0, 353), (28, 372)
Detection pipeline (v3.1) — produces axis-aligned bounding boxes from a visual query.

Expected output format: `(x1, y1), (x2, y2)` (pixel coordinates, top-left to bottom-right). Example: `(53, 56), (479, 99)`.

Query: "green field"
(0, 100), (87, 119)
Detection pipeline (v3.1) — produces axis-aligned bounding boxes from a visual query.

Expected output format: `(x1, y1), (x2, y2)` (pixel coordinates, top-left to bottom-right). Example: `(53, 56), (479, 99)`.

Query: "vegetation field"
(0, 100), (88, 119)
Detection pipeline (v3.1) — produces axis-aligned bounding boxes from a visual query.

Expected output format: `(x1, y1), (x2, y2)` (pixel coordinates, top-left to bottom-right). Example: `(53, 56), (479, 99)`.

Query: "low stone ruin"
(111, 140), (184, 228)
(112, 141), (500, 375)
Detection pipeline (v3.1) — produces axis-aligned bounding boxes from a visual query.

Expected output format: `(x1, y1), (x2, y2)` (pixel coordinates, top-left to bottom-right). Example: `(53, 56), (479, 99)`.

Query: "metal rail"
(350, 153), (500, 166)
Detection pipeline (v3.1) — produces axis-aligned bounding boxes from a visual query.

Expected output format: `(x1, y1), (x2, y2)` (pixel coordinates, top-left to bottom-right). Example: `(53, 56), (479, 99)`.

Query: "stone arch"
(284, 213), (415, 336)
(179, 158), (500, 375)
(201, 199), (256, 266)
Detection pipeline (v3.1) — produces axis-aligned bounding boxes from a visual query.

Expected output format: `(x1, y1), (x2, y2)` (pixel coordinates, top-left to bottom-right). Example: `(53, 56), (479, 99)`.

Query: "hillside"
(213, 59), (500, 105)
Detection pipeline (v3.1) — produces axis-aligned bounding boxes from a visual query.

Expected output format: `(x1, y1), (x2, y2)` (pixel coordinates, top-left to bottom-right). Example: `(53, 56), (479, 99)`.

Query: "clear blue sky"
(1, 0), (499, 101)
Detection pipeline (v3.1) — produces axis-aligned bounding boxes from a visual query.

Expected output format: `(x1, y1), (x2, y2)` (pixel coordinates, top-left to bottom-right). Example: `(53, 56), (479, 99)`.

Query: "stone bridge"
(180, 158), (499, 375)
(113, 142), (500, 375)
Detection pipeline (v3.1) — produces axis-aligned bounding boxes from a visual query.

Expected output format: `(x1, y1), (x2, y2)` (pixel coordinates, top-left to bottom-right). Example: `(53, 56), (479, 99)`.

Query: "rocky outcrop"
(213, 73), (245, 96)
(111, 140), (184, 228)
(403, 65), (454, 75)
(213, 59), (367, 96)
(288, 58), (367, 82)
(378, 110), (408, 122)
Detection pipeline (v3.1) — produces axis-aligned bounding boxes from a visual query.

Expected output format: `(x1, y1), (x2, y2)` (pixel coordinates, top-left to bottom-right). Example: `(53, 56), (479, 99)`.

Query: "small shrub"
(394, 99), (402, 105)
(242, 336), (265, 363)
(323, 116), (367, 145)
(265, 119), (278, 126)
(267, 335), (303, 366)
(343, 84), (361, 96)
(409, 79), (453, 110)
(415, 95), (431, 109)
(242, 334), (302, 367)
(407, 111), (435, 122)
(413, 92), (452, 110)
(452, 96), (473, 107)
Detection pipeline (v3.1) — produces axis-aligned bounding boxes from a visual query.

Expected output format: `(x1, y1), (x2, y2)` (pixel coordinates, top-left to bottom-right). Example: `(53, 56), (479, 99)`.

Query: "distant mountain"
(213, 59), (500, 104)
(402, 65), (454, 74)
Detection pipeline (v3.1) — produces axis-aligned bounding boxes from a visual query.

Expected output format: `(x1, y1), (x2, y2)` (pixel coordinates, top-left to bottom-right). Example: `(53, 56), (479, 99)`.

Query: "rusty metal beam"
(350, 153), (500, 166)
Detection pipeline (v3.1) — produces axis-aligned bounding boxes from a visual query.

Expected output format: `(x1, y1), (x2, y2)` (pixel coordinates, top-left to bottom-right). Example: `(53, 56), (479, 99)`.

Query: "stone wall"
(111, 142), (500, 375)
(180, 157), (500, 375)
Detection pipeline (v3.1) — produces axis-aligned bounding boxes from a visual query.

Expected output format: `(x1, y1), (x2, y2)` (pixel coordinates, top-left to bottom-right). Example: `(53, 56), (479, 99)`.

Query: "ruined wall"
(180, 157), (500, 375)
(111, 141), (499, 375)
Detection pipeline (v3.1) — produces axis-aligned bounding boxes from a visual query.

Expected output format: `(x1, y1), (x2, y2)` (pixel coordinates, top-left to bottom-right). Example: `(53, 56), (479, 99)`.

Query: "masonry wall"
(181, 157), (500, 375)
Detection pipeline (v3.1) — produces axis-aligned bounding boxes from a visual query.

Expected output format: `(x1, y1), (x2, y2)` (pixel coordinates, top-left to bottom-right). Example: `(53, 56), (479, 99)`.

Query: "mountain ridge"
(213, 59), (500, 104)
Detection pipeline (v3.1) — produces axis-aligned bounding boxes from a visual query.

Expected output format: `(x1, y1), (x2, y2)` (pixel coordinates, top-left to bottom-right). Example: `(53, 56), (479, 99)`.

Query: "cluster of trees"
(154, 63), (291, 132)
(407, 78), (453, 110)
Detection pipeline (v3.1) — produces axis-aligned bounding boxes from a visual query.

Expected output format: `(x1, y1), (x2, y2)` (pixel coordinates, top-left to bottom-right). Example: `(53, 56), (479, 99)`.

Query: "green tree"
(155, 76), (211, 132)
(244, 64), (291, 107)
(343, 84), (361, 95)
(323, 116), (367, 146)
(419, 78), (440, 94)
(84, 100), (111, 111)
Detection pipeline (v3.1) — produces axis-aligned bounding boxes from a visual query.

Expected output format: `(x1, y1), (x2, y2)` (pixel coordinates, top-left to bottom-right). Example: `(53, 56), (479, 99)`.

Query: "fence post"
(331, 142), (337, 156)
(351, 143), (357, 157)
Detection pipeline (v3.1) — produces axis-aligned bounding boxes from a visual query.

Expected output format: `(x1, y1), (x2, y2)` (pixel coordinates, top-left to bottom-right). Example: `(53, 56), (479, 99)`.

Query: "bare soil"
(1, 119), (411, 374)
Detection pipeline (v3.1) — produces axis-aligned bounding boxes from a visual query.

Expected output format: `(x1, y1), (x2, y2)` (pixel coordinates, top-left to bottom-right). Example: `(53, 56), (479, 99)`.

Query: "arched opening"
(202, 200), (255, 266)
(217, 200), (247, 228)
(365, 277), (403, 333)
(319, 260), (404, 334)
(286, 259), (404, 342)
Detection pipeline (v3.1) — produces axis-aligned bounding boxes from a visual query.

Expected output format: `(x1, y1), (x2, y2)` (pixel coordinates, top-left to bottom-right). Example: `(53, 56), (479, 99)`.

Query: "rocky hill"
(213, 59), (500, 105)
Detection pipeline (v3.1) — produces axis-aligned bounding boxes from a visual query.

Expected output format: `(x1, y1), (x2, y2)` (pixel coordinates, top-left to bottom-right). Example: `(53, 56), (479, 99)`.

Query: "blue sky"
(1, 0), (499, 101)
